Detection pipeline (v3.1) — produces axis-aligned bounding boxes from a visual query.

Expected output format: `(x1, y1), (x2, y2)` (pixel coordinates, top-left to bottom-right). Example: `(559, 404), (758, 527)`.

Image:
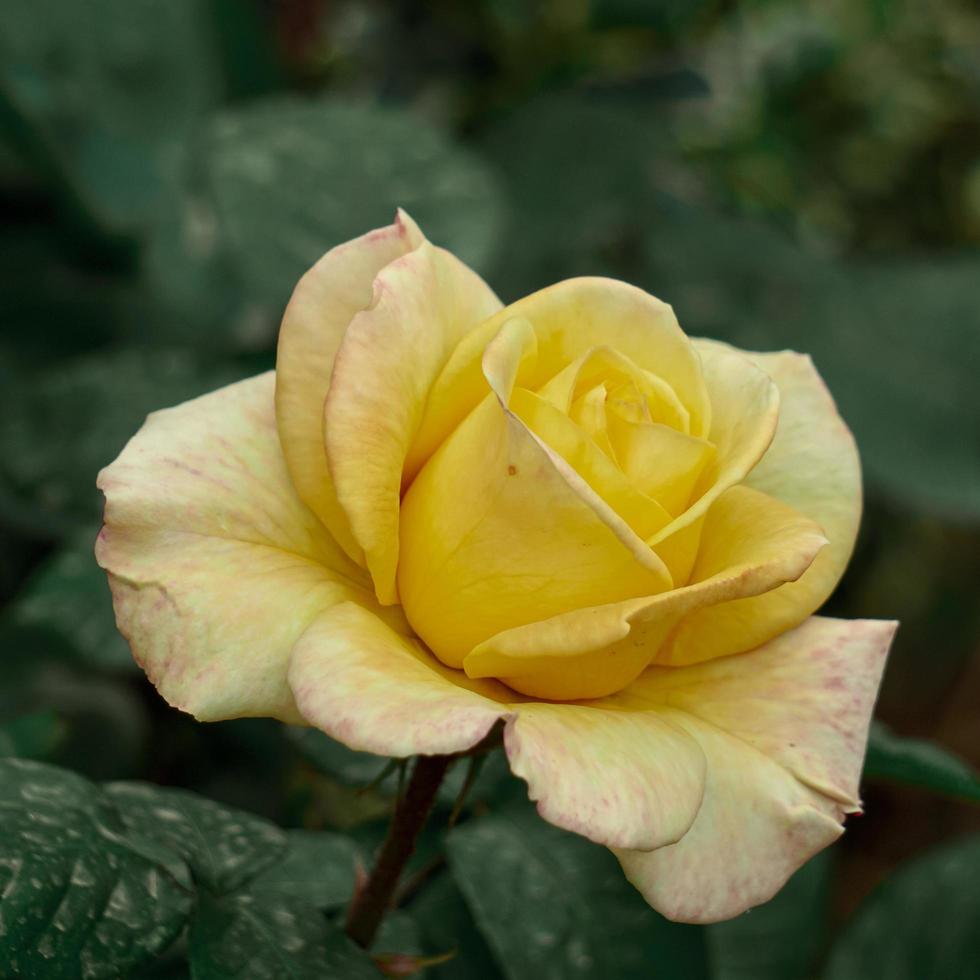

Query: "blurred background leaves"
(1, 0), (979, 977)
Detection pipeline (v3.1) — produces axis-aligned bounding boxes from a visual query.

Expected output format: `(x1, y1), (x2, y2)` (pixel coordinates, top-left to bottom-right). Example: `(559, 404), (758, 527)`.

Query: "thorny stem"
(344, 754), (453, 949)
(343, 726), (504, 950)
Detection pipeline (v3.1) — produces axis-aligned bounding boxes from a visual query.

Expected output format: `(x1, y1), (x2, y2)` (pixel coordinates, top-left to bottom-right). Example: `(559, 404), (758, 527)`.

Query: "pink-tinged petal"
(289, 601), (511, 758)
(325, 237), (502, 604)
(463, 484), (825, 699)
(504, 703), (706, 851)
(667, 344), (862, 662)
(96, 373), (399, 723)
(613, 616), (895, 923)
(615, 711), (843, 924)
(636, 616), (896, 807)
(275, 211), (422, 564)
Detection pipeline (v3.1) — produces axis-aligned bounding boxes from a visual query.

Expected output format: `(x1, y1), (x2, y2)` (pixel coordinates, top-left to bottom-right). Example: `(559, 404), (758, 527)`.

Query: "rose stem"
(344, 753), (453, 948)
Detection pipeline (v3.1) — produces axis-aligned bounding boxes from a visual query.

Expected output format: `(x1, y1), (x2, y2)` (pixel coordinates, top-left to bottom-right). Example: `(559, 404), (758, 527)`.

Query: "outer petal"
(405, 277), (712, 478)
(325, 237), (502, 604)
(504, 703), (706, 851)
(614, 616), (895, 923)
(463, 484), (826, 699)
(666, 344), (862, 663)
(289, 601), (511, 757)
(96, 373), (398, 723)
(275, 211), (421, 564)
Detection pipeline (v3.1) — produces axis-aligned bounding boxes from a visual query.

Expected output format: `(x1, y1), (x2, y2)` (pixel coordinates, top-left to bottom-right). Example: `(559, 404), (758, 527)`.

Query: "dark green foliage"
(824, 836), (980, 980)
(446, 803), (711, 980)
(864, 721), (980, 804)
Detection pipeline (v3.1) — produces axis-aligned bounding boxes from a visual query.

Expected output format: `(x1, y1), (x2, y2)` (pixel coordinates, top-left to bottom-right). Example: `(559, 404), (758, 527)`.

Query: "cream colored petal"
(667, 344), (862, 663)
(399, 394), (673, 676)
(632, 616), (895, 806)
(464, 485), (826, 700)
(275, 211), (422, 564)
(405, 277), (711, 477)
(325, 238), (502, 604)
(615, 710), (843, 924)
(96, 373), (397, 723)
(289, 601), (511, 758)
(614, 616), (894, 923)
(504, 703), (706, 851)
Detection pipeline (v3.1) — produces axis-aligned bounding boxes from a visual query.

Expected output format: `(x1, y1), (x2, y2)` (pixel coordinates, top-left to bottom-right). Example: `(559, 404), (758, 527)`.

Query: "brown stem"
(344, 754), (453, 948)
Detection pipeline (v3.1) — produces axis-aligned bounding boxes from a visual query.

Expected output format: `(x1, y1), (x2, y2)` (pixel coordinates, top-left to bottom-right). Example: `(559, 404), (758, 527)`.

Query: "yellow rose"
(97, 211), (895, 922)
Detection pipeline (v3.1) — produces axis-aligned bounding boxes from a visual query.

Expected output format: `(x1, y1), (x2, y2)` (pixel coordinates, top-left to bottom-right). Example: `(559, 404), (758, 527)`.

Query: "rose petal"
(289, 601), (511, 757)
(616, 710), (843, 923)
(667, 344), (862, 663)
(405, 277), (711, 479)
(504, 702), (706, 851)
(275, 210), (422, 564)
(648, 340), (779, 559)
(463, 484), (826, 699)
(537, 345), (691, 433)
(326, 233), (502, 604)
(510, 388), (673, 541)
(613, 616), (895, 923)
(636, 616), (896, 806)
(398, 394), (672, 674)
(96, 373), (399, 722)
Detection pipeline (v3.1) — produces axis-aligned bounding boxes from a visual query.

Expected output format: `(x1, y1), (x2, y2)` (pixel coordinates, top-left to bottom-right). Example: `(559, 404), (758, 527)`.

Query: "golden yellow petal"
(405, 278), (710, 478)
(398, 394), (672, 672)
(464, 484), (826, 699)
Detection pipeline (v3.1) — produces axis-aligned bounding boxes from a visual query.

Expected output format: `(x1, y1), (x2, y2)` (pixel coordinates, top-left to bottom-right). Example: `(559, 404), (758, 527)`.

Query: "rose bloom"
(97, 211), (895, 923)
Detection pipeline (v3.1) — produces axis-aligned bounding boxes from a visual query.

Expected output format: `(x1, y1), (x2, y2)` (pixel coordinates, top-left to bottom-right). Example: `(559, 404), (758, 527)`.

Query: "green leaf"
(0, 0), (217, 237)
(446, 804), (709, 980)
(9, 526), (134, 671)
(863, 721), (980, 803)
(411, 873), (502, 980)
(188, 892), (378, 980)
(0, 759), (193, 978)
(246, 829), (359, 910)
(824, 835), (980, 980)
(707, 852), (832, 980)
(104, 782), (288, 894)
(0, 710), (63, 760)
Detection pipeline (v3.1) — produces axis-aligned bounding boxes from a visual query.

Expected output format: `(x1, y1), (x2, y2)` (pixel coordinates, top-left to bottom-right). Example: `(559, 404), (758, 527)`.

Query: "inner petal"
(538, 346), (691, 433)
(606, 406), (717, 516)
(511, 388), (673, 541)
(569, 382), (616, 458)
